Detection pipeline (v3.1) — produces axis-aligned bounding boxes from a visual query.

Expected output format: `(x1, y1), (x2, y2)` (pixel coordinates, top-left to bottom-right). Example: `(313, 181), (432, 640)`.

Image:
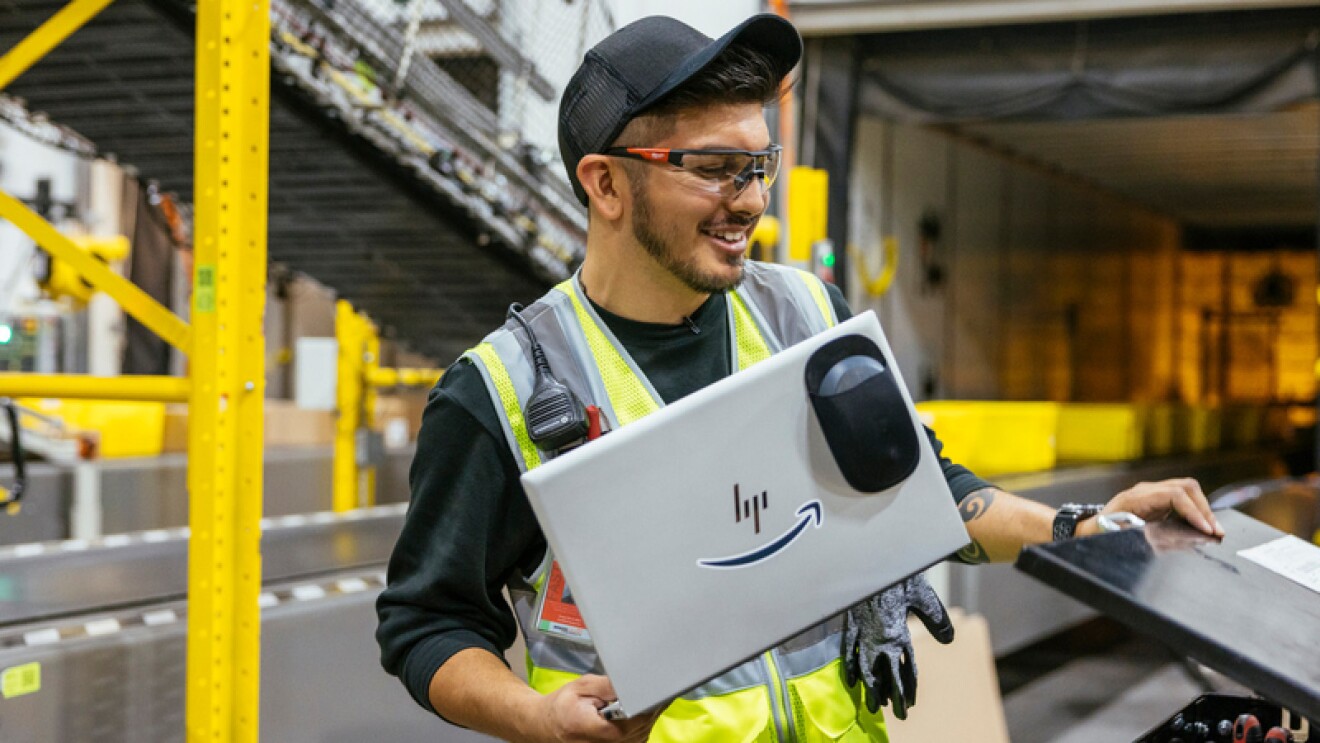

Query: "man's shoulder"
(431, 357), (503, 434)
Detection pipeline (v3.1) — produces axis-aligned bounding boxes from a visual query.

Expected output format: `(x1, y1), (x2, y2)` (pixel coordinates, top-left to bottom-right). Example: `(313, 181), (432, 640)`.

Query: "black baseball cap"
(558, 14), (802, 206)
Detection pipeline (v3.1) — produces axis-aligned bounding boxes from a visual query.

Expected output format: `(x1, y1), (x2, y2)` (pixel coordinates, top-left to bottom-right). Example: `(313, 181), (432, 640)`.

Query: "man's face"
(626, 103), (772, 294)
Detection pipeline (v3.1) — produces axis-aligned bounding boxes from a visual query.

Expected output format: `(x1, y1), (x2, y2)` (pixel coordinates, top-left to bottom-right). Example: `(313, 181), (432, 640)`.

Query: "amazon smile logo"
(697, 485), (824, 570)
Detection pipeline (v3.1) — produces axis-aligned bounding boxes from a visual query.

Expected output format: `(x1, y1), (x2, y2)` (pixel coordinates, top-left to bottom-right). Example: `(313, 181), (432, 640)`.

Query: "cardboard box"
(264, 399), (337, 447)
(162, 403), (189, 453)
(885, 610), (1010, 743)
(160, 399), (337, 451)
(373, 389), (429, 443)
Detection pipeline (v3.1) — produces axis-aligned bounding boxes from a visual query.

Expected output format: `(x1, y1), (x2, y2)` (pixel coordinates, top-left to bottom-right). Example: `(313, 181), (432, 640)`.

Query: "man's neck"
(579, 238), (709, 325)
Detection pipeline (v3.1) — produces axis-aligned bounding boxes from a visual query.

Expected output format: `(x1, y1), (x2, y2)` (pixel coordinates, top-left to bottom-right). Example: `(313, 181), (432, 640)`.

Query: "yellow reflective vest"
(463, 261), (889, 742)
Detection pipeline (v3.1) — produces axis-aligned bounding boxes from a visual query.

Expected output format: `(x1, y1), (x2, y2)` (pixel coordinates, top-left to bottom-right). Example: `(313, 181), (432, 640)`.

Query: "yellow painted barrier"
(916, 401), (1059, 476)
(19, 398), (165, 458)
(1056, 404), (1146, 463)
(1145, 403), (1177, 458)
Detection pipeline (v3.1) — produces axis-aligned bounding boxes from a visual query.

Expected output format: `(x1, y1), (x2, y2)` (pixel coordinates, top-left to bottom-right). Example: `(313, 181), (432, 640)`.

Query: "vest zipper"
(761, 649), (798, 742)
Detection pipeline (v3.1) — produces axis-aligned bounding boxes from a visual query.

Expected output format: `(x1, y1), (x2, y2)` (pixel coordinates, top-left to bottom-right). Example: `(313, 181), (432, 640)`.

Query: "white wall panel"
(849, 115), (1182, 403)
(946, 145), (1003, 399)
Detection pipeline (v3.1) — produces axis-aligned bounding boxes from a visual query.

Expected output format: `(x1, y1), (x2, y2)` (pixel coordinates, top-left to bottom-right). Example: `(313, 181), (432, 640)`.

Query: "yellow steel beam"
(186, 0), (269, 740)
(333, 300), (364, 513)
(0, 190), (192, 353)
(367, 367), (444, 388)
(0, 0), (116, 91)
(0, 374), (189, 402)
(363, 328), (380, 508)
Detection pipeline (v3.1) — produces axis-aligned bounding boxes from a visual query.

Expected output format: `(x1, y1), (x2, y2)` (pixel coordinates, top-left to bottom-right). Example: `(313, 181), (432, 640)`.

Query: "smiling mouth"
(701, 227), (749, 250)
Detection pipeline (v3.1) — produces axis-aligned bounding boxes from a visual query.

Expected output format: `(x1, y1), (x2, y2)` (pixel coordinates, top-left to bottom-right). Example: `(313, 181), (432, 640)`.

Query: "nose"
(726, 170), (770, 214)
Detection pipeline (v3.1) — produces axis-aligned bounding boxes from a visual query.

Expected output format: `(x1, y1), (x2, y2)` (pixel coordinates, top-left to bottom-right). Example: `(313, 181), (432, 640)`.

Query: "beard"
(631, 179), (746, 294)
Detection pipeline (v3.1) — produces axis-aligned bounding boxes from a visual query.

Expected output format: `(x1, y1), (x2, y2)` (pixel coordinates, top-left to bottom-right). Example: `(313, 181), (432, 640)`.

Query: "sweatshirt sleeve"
(824, 282), (994, 504)
(375, 359), (546, 715)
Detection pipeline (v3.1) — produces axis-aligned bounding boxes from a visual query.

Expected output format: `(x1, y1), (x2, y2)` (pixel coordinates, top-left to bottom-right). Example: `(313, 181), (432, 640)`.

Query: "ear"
(577, 155), (626, 221)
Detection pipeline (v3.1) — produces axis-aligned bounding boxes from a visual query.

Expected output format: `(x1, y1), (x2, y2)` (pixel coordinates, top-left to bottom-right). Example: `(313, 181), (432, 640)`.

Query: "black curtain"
(853, 8), (1320, 123)
(121, 179), (176, 376)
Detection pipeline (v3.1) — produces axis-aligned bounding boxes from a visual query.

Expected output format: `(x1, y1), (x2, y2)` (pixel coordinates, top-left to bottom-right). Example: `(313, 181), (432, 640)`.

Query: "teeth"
(711, 231), (742, 242)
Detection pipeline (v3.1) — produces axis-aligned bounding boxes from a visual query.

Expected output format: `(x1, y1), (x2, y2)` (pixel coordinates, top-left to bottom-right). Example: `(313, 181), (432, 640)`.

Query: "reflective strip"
(728, 291), (774, 370)
(524, 632), (602, 677)
(778, 629), (843, 679)
(554, 277), (662, 425)
(465, 343), (541, 472)
(797, 269), (837, 329)
(738, 262), (834, 346)
(762, 651), (791, 742)
(682, 656), (768, 698)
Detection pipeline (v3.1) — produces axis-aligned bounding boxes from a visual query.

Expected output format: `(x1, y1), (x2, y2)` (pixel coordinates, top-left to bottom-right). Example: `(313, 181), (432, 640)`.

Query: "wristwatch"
(1053, 503), (1105, 541)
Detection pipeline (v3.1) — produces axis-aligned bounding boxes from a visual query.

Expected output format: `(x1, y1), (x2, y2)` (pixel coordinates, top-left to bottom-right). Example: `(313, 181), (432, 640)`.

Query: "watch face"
(1052, 509), (1080, 542)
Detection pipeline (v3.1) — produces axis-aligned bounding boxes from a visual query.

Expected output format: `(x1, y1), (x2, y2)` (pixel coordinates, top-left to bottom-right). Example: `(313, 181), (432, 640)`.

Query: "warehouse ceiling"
(805, 6), (1320, 241)
(956, 104), (1320, 231)
(0, 0), (587, 362)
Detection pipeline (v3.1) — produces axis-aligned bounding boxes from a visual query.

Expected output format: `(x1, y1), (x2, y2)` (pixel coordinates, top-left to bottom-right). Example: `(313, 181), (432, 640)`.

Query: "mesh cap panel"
(558, 54), (638, 206)
(557, 14), (802, 207)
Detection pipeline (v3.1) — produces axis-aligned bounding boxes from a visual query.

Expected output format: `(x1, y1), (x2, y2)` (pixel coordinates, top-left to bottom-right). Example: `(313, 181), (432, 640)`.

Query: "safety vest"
(464, 261), (889, 743)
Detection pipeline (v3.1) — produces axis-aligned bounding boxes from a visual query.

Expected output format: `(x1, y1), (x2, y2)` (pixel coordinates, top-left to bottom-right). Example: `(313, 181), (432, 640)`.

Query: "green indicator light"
(0, 325), (11, 344)
(822, 253), (835, 268)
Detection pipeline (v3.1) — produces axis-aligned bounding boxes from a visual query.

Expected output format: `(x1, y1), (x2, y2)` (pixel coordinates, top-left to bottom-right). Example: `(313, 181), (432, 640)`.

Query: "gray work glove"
(841, 574), (955, 720)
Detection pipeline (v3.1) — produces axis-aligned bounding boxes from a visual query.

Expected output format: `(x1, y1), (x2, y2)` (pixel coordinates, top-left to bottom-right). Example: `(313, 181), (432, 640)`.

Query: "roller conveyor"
(0, 504), (405, 630)
(0, 503), (502, 743)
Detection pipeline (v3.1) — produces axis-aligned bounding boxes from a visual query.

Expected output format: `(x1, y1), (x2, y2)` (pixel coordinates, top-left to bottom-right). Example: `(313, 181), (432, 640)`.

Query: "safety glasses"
(603, 144), (782, 199)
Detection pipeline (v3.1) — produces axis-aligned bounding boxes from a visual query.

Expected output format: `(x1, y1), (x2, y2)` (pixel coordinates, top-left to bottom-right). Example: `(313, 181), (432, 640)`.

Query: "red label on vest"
(535, 561), (591, 643)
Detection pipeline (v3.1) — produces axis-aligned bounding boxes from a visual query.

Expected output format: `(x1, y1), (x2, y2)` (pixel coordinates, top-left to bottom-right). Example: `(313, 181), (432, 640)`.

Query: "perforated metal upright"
(187, 1), (270, 740)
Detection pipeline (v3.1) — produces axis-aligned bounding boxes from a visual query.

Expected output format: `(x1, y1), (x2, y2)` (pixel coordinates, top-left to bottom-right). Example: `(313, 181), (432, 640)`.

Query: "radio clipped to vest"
(507, 304), (590, 453)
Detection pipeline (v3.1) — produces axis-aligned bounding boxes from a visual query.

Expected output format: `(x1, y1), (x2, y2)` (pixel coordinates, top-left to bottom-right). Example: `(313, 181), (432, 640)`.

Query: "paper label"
(2, 662), (41, 699)
(196, 265), (216, 313)
(535, 561), (591, 644)
(1238, 535), (1320, 595)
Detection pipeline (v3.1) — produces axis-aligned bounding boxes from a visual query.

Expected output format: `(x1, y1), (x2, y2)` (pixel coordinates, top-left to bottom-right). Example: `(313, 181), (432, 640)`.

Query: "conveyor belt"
(0, 504), (404, 630)
(0, 0), (586, 361)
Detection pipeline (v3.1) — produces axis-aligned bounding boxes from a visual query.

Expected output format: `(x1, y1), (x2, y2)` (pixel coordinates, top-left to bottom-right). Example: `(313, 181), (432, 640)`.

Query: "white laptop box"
(520, 310), (970, 716)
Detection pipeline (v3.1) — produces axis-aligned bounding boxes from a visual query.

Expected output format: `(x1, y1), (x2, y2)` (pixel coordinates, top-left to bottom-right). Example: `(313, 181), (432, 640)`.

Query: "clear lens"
(674, 149), (781, 198)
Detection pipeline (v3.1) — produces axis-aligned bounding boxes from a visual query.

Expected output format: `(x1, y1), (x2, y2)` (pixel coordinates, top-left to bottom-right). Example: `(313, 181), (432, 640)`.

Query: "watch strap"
(1053, 503), (1105, 541)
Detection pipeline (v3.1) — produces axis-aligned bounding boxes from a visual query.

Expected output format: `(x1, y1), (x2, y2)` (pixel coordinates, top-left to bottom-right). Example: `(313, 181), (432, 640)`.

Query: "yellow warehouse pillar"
(186, 0), (270, 740)
(334, 300), (365, 512)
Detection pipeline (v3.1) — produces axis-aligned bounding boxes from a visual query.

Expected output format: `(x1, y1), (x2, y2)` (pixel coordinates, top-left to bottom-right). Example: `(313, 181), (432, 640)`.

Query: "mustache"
(700, 218), (756, 231)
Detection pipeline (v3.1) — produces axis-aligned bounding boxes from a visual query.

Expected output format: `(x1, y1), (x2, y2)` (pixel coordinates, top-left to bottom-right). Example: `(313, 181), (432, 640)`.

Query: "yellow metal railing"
(333, 300), (442, 512)
(0, 374), (190, 402)
(0, 1), (270, 740)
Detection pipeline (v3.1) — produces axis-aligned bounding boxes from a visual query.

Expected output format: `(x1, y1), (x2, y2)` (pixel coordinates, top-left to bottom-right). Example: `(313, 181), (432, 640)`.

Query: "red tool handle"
(1265, 728), (1293, 743)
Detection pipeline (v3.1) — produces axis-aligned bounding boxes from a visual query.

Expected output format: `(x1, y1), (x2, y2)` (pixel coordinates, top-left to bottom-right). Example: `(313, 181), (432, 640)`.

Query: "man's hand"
(841, 574), (955, 720)
(535, 674), (660, 743)
(1079, 478), (1223, 538)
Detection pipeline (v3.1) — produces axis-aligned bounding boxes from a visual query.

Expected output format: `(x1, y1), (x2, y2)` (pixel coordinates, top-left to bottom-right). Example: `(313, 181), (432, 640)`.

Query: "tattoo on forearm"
(956, 540), (988, 564)
(958, 488), (996, 522)
(955, 488), (996, 564)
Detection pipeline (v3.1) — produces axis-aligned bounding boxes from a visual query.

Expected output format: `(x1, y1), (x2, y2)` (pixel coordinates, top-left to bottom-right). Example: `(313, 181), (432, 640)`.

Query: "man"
(377, 13), (1223, 743)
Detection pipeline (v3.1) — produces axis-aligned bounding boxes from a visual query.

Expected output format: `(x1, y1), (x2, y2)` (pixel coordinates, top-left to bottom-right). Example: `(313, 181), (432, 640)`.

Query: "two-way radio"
(506, 304), (590, 452)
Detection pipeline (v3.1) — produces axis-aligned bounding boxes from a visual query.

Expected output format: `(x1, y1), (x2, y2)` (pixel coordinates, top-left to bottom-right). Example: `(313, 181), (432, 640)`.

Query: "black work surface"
(1016, 510), (1320, 721)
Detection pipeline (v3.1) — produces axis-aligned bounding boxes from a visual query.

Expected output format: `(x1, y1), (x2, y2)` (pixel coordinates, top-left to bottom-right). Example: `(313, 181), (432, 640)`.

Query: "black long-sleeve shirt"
(375, 283), (992, 713)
